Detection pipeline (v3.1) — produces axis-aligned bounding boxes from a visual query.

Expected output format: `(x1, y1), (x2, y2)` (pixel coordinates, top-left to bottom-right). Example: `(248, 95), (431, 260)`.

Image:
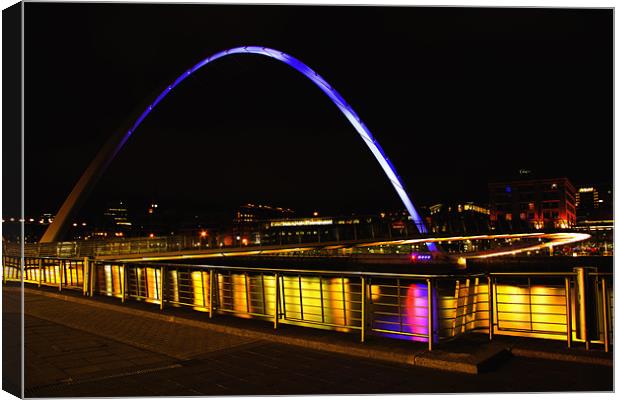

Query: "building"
(232, 204), (295, 245)
(575, 183), (613, 222)
(489, 177), (576, 231)
(428, 202), (490, 234)
(95, 200), (133, 238)
(253, 210), (420, 246)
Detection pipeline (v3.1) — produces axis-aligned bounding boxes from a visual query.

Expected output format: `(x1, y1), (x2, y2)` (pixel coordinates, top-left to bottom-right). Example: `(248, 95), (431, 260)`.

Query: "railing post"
(90, 261), (96, 297)
(565, 276), (572, 348)
(488, 275), (493, 341)
(38, 258), (43, 288)
(574, 267), (594, 350)
(360, 275), (366, 343)
(160, 266), (165, 311)
(427, 278), (433, 351)
(209, 269), (215, 319)
(601, 278), (609, 353)
(274, 273), (280, 330)
(121, 264), (127, 303)
(82, 257), (89, 295)
(58, 260), (63, 292)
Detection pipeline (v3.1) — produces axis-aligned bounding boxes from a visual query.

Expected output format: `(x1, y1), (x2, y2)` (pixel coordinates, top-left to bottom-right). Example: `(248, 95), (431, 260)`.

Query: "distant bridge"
(15, 232), (590, 263)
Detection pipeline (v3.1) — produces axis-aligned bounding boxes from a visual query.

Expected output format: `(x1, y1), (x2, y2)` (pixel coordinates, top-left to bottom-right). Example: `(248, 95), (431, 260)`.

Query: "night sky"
(18, 4), (612, 220)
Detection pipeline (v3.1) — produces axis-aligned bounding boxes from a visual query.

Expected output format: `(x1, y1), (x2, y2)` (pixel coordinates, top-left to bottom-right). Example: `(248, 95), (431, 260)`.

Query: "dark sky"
(20, 4), (612, 219)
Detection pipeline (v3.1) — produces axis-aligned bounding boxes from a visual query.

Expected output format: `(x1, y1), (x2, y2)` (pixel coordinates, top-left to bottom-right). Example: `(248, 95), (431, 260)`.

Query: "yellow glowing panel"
(191, 271), (208, 311)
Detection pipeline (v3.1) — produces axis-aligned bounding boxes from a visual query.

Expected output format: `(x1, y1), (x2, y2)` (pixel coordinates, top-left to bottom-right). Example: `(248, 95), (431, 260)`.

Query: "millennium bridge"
(6, 46), (612, 368)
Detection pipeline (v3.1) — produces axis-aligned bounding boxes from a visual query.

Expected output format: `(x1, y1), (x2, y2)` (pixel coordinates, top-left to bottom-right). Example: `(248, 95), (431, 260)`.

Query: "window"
(543, 201), (559, 209)
(543, 192), (559, 200)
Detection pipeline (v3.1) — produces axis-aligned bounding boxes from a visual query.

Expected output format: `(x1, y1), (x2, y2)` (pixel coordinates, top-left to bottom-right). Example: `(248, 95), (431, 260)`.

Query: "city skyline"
(14, 5), (612, 220)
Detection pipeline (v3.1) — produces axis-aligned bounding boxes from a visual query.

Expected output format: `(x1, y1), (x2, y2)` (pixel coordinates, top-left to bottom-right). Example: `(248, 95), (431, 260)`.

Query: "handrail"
(489, 272), (578, 277)
(129, 261), (487, 280)
(3, 255), (612, 353)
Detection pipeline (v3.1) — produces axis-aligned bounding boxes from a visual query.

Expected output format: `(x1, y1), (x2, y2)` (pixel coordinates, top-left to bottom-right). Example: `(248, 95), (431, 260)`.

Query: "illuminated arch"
(41, 46), (428, 243)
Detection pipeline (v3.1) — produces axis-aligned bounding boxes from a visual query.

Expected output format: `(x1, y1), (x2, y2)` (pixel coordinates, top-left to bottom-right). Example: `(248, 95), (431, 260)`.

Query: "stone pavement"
(2, 286), (614, 397)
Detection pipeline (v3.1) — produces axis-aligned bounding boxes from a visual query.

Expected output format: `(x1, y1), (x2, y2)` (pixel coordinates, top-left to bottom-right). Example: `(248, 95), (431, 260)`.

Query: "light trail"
(109, 232), (590, 263)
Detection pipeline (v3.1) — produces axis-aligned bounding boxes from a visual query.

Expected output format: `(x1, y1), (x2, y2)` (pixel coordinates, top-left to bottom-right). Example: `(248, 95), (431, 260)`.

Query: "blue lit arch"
(41, 46), (430, 243)
(118, 46), (428, 233)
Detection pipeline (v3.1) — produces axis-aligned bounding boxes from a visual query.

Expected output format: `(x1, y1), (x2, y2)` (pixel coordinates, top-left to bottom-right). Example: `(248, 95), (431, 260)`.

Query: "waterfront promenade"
(3, 285), (612, 397)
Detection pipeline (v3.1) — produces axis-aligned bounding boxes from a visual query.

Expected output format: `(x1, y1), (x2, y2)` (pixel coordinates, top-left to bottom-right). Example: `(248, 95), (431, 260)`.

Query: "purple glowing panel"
(116, 46), (428, 234)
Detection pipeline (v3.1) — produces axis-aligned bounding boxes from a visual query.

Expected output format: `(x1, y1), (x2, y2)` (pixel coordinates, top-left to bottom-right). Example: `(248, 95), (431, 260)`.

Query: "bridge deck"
(5, 285), (612, 397)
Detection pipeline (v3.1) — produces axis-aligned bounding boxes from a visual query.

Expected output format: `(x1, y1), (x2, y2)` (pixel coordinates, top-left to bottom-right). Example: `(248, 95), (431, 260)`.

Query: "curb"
(510, 347), (613, 367)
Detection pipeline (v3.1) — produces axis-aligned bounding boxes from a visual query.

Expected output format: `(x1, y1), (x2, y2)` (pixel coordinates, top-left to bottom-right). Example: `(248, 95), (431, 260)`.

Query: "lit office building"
(575, 183), (613, 222)
(489, 177), (576, 231)
(99, 200), (133, 238)
(232, 203), (294, 245)
(572, 183), (613, 256)
(258, 211), (416, 245)
(428, 202), (490, 234)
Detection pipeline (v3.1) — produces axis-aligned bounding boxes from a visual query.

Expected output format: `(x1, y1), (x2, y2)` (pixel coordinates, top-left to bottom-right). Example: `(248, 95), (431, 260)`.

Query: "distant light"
(149, 233), (155, 238)
(313, 211), (319, 217)
(200, 231), (207, 237)
(10, 218), (14, 222)
(505, 186), (512, 193)
(29, 218), (34, 222)
(236, 236), (241, 241)
(82, 222), (87, 226)
(72, 223), (78, 227)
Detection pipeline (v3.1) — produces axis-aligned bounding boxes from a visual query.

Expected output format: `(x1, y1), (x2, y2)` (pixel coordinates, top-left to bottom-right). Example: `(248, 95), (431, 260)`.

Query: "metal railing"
(2, 255), (613, 352)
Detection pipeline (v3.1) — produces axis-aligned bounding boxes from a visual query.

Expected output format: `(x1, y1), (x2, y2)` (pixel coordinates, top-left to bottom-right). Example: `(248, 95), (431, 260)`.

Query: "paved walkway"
(3, 286), (614, 397)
